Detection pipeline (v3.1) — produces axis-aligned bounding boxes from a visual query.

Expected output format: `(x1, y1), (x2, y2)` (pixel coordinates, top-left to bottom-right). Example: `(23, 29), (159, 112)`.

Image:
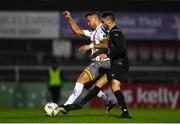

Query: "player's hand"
(63, 11), (71, 19)
(99, 54), (108, 59)
(79, 45), (91, 54)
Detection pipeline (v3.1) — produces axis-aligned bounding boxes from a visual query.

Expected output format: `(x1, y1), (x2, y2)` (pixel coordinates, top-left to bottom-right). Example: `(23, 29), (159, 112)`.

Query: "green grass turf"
(0, 108), (179, 123)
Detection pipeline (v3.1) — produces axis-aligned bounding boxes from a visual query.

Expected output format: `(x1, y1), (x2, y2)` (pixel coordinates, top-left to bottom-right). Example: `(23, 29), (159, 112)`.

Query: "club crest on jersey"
(114, 33), (119, 37)
(103, 34), (107, 38)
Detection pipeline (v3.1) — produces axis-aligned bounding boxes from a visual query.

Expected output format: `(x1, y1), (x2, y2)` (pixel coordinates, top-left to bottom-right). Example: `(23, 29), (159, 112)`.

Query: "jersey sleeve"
(82, 30), (91, 38)
(111, 30), (125, 49)
(110, 30), (126, 59)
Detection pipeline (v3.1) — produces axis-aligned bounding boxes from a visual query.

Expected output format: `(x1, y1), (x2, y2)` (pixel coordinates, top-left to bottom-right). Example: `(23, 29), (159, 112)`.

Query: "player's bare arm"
(94, 39), (109, 49)
(78, 44), (90, 54)
(63, 11), (83, 36)
(78, 39), (109, 53)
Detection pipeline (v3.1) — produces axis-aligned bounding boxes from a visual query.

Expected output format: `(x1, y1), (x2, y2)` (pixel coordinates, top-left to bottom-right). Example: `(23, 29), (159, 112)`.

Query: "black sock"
(114, 90), (128, 113)
(81, 86), (101, 104)
(65, 103), (83, 111)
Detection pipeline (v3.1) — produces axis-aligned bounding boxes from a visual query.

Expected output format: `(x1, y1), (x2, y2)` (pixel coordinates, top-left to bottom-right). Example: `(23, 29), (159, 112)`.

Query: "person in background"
(48, 63), (62, 104)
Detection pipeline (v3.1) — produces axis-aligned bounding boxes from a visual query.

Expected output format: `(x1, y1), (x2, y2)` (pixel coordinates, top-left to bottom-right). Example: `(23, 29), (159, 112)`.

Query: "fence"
(0, 65), (180, 83)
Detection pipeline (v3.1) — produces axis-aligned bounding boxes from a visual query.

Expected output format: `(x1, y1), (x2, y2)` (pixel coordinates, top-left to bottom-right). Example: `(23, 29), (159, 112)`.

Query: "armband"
(89, 43), (94, 49)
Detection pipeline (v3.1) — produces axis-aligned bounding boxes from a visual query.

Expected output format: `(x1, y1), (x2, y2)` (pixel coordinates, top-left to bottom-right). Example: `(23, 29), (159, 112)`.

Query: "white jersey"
(83, 24), (109, 61)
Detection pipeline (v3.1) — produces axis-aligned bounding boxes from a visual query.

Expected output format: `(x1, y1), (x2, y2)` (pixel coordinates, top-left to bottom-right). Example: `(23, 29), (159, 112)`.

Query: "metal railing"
(0, 65), (180, 83)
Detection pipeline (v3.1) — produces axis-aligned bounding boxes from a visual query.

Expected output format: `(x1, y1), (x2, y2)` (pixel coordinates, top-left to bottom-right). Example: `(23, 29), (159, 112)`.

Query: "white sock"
(97, 90), (109, 105)
(64, 82), (84, 105)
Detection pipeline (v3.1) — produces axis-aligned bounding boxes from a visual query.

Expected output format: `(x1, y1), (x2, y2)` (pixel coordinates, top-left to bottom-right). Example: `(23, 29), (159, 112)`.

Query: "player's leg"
(83, 74), (114, 113)
(95, 77), (115, 113)
(84, 78), (111, 107)
(110, 64), (132, 119)
(65, 61), (110, 106)
(63, 62), (104, 106)
(59, 70), (91, 114)
(111, 79), (132, 118)
(63, 70), (91, 106)
(81, 74), (108, 105)
(60, 62), (112, 113)
(83, 74), (115, 113)
(91, 61), (113, 107)
(59, 75), (115, 114)
(112, 80), (128, 112)
(59, 74), (108, 113)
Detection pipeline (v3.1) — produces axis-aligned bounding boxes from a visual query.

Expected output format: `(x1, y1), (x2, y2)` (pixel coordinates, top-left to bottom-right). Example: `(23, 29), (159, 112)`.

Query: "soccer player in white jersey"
(60, 11), (114, 113)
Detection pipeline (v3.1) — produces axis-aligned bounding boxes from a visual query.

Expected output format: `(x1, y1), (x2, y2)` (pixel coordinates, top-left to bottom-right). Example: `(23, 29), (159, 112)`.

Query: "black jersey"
(108, 26), (129, 82)
(108, 26), (128, 64)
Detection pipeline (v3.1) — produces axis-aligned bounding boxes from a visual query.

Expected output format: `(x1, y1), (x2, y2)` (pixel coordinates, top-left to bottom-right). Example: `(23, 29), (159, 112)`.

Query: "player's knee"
(77, 78), (86, 84)
(111, 79), (121, 92)
(95, 75), (108, 88)
(95, 83), (103, 88)
(96, 81), (107, 88)
(77, 71), (92, 84)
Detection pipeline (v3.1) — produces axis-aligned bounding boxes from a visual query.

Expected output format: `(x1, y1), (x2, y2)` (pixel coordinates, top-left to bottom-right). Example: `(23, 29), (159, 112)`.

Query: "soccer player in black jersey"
(59, 12), (132, 119)
(101, 12), (132, 118)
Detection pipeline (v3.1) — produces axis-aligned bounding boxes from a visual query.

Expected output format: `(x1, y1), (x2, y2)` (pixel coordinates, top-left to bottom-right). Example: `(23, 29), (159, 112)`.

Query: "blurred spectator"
(48, 63), (62, 104)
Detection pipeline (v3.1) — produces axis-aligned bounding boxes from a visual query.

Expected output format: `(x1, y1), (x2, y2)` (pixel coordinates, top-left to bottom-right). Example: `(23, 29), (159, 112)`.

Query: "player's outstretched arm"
(93, 39), (109, 49)
(63, 11), (84, 36)
(79, 40), (109, 54)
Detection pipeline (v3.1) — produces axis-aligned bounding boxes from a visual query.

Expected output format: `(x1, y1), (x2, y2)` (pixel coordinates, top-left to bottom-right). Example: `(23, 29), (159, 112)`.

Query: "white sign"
(0, 12), (60, 39)
(53, 40), (71, 58)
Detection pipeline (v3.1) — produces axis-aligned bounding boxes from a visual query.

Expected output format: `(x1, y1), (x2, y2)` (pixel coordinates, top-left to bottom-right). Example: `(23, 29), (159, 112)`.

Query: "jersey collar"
(95, 23), (103, 31)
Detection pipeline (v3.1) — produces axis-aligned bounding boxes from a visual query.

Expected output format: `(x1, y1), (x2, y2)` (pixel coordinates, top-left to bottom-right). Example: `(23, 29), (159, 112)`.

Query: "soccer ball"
(44, 102), (59, 116)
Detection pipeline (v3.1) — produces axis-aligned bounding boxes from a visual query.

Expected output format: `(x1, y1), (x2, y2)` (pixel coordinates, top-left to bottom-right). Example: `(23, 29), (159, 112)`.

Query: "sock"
(81, 86), (101, 105)
(97, 90), (109, 105)
(64, 82), (84, 105)
(65, 102), (83, 111)
(114, 90), (128, 113)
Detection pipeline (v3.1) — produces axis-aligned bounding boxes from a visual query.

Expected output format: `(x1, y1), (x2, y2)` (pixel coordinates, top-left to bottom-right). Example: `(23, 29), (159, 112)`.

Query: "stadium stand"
(0, 38), (179, 83)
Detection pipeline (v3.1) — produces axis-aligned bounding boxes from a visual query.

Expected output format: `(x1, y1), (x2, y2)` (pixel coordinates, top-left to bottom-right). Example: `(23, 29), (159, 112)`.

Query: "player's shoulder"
(110, 27), (123, 36)
(97, 26), (108, 36)
(82, 29), (92, 37)
(111, 26), (121, 33)
(83, 29), (92, 33)
(96, 25), (104, 32)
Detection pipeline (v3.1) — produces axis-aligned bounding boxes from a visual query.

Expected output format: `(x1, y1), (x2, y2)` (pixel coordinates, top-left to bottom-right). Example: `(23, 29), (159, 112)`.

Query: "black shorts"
(108, 59), (129, 83)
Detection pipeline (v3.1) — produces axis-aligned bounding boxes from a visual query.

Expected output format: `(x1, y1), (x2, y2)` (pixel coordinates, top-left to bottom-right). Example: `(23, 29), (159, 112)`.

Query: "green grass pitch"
(0, 108), (179, 123)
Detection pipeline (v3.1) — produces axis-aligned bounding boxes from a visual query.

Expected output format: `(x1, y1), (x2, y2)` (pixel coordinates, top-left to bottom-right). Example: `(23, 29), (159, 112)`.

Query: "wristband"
(89, 43), (94, 49)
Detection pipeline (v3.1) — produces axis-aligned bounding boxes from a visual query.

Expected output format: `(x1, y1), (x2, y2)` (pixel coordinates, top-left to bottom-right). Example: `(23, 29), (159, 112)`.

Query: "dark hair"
(101, 12), (115, 22)
(85, 11), (101, 20)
